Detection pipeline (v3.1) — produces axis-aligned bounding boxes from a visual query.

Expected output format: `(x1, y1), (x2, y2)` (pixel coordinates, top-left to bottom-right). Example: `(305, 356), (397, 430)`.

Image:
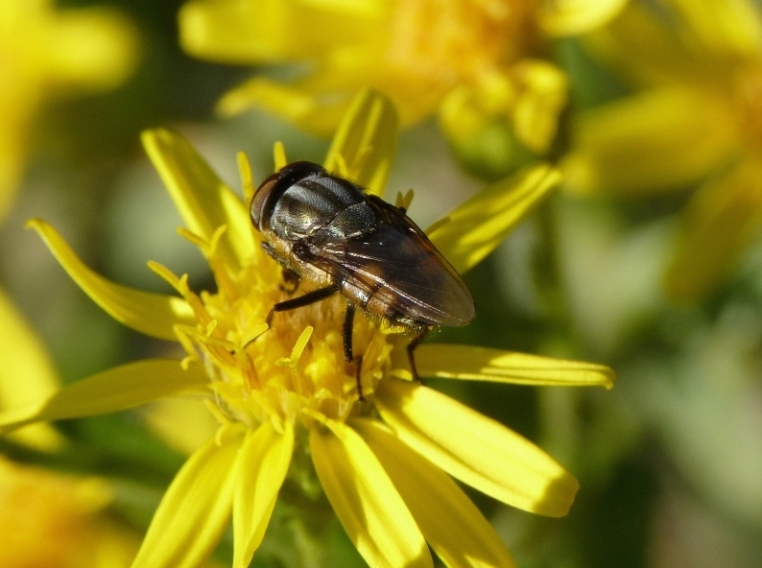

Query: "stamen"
(240, 322), (269, 348)
(275, 326), (313, 367)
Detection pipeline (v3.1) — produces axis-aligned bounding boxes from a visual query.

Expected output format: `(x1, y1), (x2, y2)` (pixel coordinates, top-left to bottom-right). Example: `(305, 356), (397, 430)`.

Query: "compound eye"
(250, 175), (279, 230)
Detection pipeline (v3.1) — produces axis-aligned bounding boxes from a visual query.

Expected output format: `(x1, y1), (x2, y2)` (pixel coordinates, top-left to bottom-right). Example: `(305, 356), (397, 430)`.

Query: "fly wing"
(305, 198), (475, 326)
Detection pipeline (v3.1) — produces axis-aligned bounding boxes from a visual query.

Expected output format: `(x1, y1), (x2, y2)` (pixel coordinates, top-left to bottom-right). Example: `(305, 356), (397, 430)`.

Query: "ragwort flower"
(0, 91), (614, 568)
(563, 0), (762, 301)
(178, 0), (626, 173)
(0, 0), (139, 223)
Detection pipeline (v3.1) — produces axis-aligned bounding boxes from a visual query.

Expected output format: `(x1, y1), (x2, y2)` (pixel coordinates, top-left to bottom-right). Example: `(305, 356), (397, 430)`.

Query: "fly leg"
(342, 303), (365, 401)
(266, 283), (340, 326)
(406, 327), (430, 382)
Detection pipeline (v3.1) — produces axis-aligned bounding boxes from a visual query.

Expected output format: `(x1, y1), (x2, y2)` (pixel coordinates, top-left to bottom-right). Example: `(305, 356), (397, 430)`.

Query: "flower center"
(180, 243), (394, 432)
(387, 0), (534, 87)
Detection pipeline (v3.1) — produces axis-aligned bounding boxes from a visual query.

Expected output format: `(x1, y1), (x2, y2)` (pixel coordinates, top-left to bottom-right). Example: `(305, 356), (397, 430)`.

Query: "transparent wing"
(306, 198), (474, 326)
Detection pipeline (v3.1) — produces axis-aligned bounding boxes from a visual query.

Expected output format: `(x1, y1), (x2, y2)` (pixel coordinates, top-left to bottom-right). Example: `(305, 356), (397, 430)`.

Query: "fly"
(250, 161), (475, 396)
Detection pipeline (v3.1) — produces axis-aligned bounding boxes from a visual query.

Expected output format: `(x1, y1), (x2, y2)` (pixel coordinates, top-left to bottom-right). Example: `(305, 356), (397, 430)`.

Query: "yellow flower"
(0, 0), (139, 223)
(0, 91), (613, 568)
(0, 456), (140, 568)
(178, 0), (625, 173)
(563, 0), (762, 301)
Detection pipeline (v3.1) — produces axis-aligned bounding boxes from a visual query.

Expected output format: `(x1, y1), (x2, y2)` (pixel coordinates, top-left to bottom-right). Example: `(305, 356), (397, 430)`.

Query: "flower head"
(1, 90), (614, 567)
(563, 0), (762, 301)
(178, 0), (625, 174)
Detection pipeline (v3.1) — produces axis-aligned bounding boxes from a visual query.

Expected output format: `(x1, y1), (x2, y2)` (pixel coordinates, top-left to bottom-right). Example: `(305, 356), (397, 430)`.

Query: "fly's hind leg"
(342, 303), (365, 401)
(406, 327), (430, 383)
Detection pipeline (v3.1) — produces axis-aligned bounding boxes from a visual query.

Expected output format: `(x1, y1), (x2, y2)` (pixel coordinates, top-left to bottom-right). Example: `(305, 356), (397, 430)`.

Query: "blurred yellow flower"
(178, 0), (625, 173)
(0, 287), (64, 450)
(563, 0), (762, 301)
(0, 456), (139, 568)
(0, 91), (614, 568)
(0, 0), (139, 223)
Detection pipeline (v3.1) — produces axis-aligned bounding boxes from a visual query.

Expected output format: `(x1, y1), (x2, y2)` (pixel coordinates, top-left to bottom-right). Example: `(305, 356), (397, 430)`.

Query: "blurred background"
(2, 0), (762, 567)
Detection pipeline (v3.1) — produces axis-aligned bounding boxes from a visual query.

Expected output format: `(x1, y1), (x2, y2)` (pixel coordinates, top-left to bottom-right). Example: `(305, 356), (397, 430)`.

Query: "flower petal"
(427, 164), (560, 274)
(179, 0), (377, 63)
(668, 0), (762, 56)
(415, 344), (615, 388)
(539, 0), (628, 36)
(353, 418), (516, 568)
(0, 287), (63, 450)
(324, 89), (399, 197)
(581, 2), (706, 86)
(215, 78), (349, 134)
(45, 6), (139, 92)
(129, 429), (242, 568)
(141, 128), (255, 270)
(665, 157), (762, 301)
(0, 359), (209, 435)
(375, 380), (579, 517)
(26, 219), (195, 341)
(233, 421), (294, 568)
(310, 419), (432, 568)
(563, 88), (737, 196)
(511, 60), (568, 154)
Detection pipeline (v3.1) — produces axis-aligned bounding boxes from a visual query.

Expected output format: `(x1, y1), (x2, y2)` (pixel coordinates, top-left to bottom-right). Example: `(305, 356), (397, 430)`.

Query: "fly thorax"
(269, 176), (366, 240)
(327, 202), (377, 238)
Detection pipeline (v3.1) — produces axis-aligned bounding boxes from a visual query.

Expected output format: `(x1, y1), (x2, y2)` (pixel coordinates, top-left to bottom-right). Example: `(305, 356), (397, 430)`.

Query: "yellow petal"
(539, 0), (628, 36)
(233, 421), (294, 568)
(353, 418), (516, 568)
(310, 419), (433, 568)
(141, 128), (255, 270)
(0, 359), (209, 435)
(668, 0), (762, 56)
(415, 344), (615, 388)
(665, 157), (762, 302)
(0, 3), (138, 216)
(44, 6), (140, 92)
(179, 0), (378, 63)
(324, 88), (399, 197)
(563, 87), (737, 196)
(26, 218), (195, 341)
(143, 398), (220, 455)
(0, 287), (63, 450)
(130, 429), (242, 568)
(428, 164), (560, 274)
(510, 60), (567, 154)
(216, 77), (349, 134)
(581, 3), (710, 87)
(375, 380), (579, 517)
